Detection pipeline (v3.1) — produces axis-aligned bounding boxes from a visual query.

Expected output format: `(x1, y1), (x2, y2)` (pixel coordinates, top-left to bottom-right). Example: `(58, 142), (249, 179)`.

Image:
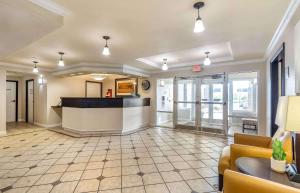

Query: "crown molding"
(0, 62), (52, 74)
(29, 0), (71, 16)
(169, 56), (234, 68)
(265, 0), (300, 58)
(50, 62), (150, 77)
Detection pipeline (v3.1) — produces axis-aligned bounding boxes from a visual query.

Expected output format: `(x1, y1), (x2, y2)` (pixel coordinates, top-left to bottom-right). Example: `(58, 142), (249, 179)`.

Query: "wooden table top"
(236, 157), (300, 189)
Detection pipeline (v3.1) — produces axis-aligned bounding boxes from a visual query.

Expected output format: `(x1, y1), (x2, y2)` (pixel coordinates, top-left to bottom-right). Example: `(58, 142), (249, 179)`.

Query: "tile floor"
(6, 122), (45, 136)
(0, 126), (232, 193)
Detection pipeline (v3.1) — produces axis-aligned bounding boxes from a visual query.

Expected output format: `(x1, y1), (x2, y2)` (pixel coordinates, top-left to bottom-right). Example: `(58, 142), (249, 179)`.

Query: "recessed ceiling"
(137, 42), (233, 69)
(0, 0), (292, 71)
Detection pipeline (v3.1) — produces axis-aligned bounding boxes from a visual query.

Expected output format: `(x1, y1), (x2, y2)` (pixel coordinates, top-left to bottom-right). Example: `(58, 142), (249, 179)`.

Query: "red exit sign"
(192, 64), (202, 72)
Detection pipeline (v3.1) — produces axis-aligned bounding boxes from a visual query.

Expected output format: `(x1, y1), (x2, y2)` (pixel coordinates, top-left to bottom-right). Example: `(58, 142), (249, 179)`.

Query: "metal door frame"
(173, 73), (228, 135)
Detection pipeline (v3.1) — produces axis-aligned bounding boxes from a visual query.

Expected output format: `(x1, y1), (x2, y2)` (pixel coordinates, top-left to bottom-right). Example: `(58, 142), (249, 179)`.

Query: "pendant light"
(58, 52), (65, 67)
(102, 36), (110, 56)
(162, 58), (168, 71)
(193, 2), (205, 33)
(203, 51), (211, 66)
(33, 61), (39, 73)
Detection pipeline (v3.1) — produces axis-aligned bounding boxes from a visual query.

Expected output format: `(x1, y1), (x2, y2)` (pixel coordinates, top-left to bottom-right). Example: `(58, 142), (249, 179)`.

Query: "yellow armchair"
(223, 170), (300, 193)
(218, 132), (292, 191)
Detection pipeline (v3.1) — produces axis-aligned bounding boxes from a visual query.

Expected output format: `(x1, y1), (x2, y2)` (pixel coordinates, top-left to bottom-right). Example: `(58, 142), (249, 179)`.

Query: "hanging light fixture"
(32, 61), (39, 73)
(102, 36), (110, 56)
(58, 52), (65, 67)
(203, 51), (211, 66)
(193, 2), (205, 33)
(162, 58), (168, 71)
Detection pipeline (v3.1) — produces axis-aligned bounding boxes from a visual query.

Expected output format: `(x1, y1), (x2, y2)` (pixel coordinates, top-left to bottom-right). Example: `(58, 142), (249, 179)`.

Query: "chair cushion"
(242, 118), (257, 126)
(218, 146), (231, 175)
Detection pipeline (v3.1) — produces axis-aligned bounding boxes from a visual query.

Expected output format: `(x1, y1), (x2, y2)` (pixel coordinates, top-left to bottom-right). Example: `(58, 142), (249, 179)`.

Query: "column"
(0, 69), (6, 136)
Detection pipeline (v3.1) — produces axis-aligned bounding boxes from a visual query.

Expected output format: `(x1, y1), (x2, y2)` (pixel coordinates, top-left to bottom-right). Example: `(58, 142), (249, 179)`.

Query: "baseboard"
(0, 130), (7, 137)
(49, 125), (150, 137)
(34, 122), (62, 128)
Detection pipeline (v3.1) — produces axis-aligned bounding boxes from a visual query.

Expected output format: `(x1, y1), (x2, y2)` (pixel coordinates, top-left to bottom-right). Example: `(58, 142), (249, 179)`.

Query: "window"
(229, 72), (257, 116)
(232, 80), (256, 112)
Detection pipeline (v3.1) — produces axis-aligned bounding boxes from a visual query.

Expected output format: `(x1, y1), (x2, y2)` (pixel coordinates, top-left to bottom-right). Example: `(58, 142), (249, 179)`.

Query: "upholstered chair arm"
(230, 144), (272, 171)
(234, 133), (272, 148)
(223, 170), (300, 193)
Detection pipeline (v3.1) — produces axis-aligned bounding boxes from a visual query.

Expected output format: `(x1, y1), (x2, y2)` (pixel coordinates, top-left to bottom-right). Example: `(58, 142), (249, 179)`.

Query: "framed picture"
(115, 78), (138, 97)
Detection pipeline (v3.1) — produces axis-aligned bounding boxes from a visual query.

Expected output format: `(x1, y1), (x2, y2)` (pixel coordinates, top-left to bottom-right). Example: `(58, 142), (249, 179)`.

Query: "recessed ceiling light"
(102, 36), (110, 56)
(204, 51), (211, 66)
(91, 73), (106, 81)
(58, 52), (65, 67)
(193, 2), (205, 33)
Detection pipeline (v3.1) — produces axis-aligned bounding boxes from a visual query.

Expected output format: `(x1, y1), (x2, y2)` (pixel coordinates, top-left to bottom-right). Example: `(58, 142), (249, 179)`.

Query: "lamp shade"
(275, 96), (288, 129)
(285, 96), (300, 131)
(275, 96), (300, 132)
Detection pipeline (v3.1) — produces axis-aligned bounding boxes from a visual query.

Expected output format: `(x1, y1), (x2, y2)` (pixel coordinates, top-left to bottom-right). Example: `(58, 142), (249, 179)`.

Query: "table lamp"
(276, 96), (300, 182)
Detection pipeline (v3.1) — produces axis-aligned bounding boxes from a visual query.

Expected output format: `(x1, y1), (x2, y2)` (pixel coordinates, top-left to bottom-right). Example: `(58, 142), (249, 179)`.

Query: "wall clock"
(141, 80), (151, 91)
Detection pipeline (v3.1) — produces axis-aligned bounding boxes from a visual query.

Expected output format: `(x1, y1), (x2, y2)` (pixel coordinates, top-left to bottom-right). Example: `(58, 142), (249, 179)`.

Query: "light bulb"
(194, 17), (205, 33)
(102, 46), (110, 56)
(33, 67), (39, 73)
(162, 64), (168, 71)
(204, 57), (211, 66)
(58, 59), (64, 67)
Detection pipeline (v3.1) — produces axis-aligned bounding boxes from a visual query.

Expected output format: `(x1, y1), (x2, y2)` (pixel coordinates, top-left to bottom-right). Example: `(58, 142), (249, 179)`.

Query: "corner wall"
(0, 69), (6, 135)
(266, 12), (300, 136)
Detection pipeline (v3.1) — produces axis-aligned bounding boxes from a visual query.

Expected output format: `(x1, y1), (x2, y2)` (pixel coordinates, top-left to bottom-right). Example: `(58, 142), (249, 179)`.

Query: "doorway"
(156, 79), (174, 128)
(174, 74), (228, 134)
(85, 81), (103, 98)
(26, 79), (34, 123)
(6, 80), (18, 122)
(270, 43), (285, 137)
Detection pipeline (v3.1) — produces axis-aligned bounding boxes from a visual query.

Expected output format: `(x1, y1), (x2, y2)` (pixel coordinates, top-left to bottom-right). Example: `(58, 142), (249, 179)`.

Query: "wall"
(46, 76), (91, 126)
(266, 10), (300, 136)
(0, 69), (6, 135)
(148, 63), (267, 136)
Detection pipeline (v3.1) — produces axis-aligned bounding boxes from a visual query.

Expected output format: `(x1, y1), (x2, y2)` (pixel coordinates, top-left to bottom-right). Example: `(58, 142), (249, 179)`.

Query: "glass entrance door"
(174, 78), (197, 127)
(200, 77), (227, 133)
(174, 75), (228, 134)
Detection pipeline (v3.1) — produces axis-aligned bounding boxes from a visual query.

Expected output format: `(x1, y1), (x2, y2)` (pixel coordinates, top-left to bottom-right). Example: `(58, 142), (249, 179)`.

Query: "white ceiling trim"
(29, 0), (71, 16)
(265, 0), (300, 58)
(51, 62), (150, 77)
(169, 56), (234, 68)
(150, 58), (266, 74)
(0, 62), (52, 74)
(136, 58), (161, 69)
(136, 41), (234, 69)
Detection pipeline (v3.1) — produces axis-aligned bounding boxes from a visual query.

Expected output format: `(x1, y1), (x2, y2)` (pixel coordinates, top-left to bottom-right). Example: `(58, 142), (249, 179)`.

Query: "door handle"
(11, 100), (16, 102)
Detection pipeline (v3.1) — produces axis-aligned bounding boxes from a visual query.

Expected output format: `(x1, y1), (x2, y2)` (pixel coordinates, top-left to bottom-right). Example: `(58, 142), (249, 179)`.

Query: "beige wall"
(266, 13), (300, 136)
(0, 69), (6, 135)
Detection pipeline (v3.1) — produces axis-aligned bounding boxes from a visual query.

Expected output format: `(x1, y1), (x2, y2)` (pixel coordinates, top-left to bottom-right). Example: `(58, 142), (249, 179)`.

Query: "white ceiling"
(0, 0), (292, 72)
(0, 0), (63, 58)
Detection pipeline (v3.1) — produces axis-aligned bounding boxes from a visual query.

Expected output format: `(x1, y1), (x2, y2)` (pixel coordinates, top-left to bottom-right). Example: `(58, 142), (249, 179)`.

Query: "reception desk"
(59, 97), (151, 136)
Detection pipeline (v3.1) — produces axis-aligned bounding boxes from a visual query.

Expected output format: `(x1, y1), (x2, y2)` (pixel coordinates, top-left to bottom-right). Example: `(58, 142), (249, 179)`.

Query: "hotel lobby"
(1, 0), (300, 193)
